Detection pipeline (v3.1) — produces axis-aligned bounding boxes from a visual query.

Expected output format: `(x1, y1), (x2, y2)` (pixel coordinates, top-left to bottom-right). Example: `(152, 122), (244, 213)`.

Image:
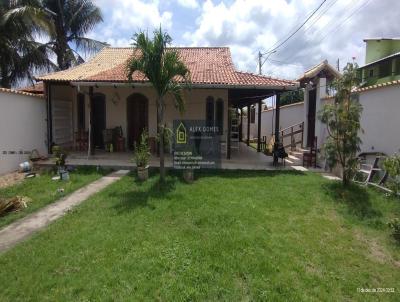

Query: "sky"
(88, 0), (400, 80)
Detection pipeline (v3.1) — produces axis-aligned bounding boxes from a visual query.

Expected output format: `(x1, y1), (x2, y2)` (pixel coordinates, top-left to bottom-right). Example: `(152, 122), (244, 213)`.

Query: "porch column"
(239, 107), (243, 142)
(89, 86), (95, 156)
(273, 93), (281, 165)
(227, 98), (231, 160)
(257, 100), (262, 152)
(247, 105), (250, 146)
(46, 82), (53, 154)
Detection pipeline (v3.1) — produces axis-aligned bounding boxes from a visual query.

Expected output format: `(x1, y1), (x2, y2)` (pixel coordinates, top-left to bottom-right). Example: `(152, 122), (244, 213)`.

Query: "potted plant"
(52, 145), (69, 180)
(134, 130), (150, 181)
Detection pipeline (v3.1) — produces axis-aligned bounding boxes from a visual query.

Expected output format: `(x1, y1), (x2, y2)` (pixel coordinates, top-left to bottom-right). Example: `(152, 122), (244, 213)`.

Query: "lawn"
(0, 170), (399, 301)
(0, 166), (109, 228)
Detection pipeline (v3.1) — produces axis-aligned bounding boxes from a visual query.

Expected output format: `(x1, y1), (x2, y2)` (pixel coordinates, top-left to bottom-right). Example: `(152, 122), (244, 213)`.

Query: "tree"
(0, 0), (54, 87)
(280, 89), (304, 106)
(41, 0), (106, 70)
(318, 62), (362, 186)
(126, 28), (190, 182)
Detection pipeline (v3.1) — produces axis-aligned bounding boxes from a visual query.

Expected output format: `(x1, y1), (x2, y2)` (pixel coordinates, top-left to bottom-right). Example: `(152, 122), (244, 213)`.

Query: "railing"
(280, 121), (304, 151)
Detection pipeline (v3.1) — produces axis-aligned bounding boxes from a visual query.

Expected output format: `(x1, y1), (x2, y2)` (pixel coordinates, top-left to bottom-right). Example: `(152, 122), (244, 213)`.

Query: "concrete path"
(0, 170), (129, 253)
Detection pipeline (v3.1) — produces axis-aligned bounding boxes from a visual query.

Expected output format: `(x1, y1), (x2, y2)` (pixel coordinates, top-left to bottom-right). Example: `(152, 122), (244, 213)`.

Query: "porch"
(38, 143), (299, 171)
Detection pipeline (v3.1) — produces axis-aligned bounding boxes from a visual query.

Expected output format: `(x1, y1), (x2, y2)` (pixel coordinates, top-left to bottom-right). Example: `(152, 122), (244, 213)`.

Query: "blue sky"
(89, 0), (400, 79)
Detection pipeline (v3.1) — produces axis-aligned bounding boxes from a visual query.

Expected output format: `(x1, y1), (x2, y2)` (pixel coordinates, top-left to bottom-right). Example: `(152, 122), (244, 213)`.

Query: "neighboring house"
(355, 38), (400, 155)
(359, 38), (400, 87)
(298, 60), (341, 149)
(0, 88), (46, 175)
(36, 47), (297, 159)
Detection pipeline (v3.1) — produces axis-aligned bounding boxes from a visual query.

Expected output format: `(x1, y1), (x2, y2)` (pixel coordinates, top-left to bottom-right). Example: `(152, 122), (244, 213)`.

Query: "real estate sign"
(173, 120), (221, 169)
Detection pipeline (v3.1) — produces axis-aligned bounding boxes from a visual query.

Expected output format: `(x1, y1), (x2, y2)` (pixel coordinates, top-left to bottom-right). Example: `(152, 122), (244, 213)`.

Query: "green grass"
(0, 170), (399, 301)
(0, 166), (108, 228)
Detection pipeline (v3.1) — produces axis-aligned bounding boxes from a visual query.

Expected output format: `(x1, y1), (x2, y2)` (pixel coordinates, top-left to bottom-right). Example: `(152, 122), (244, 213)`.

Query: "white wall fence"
(358, 85), (400, 155)
(0, 90), (47, 175)
(242, 102), (304, 145)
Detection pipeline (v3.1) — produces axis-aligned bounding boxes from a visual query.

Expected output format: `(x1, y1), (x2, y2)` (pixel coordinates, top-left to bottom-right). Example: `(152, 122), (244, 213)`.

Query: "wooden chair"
(303, 136), (317, 168)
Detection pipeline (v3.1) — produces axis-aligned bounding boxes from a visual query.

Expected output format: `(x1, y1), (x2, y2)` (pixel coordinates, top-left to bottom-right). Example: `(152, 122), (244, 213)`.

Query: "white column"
(303, 86), (309, 148)
(316, 77), (327, 149)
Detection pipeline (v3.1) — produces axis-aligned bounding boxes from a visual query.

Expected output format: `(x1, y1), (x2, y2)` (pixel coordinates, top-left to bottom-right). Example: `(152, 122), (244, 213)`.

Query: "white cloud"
(183, 0), (400, 79)
(91, 0), (173, 47)
(176, 0), (198, 9)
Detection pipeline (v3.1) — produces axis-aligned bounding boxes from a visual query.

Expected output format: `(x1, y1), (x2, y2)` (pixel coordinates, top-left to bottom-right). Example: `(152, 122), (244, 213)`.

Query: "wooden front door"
(127, 93), (148, 149)
(307, 89), (316, 147)
(92, 93), (106, 148)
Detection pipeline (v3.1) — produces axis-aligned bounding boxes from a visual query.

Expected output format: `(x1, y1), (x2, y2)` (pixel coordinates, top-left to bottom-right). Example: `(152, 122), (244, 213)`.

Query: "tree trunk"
(158, 99), (165, 182)
(0, 68), (11, 88)
(54, 1), (70, 71)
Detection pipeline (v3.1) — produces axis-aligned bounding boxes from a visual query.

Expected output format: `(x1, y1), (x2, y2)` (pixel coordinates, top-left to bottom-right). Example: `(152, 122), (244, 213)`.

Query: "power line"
(275, 0), (361, 64)
(262, 0), (327, 54)
(269, 0), (369, 76)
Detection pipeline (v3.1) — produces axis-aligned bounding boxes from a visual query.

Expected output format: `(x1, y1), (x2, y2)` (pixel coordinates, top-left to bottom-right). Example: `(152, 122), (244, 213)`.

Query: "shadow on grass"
(323, 182), (383, 222)
(112, 171), (183, 214)
(169, 168), (306, 181)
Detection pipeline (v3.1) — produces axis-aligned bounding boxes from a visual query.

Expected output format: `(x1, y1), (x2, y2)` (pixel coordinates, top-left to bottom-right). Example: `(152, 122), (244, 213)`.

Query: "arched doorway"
(127, 93), (148, 149)
(92, 93), (106, 149)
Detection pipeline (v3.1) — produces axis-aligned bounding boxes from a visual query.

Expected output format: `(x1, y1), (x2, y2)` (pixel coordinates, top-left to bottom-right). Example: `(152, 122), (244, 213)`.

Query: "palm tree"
(41, 0), (106, 70)
(0, 0), (54, 88)
(126, 28), (190, 182)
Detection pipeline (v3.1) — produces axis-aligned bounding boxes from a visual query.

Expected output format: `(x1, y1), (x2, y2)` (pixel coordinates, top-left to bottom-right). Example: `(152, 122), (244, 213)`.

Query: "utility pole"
(258, 50), (276, 75)
(337, 58), (340, 71)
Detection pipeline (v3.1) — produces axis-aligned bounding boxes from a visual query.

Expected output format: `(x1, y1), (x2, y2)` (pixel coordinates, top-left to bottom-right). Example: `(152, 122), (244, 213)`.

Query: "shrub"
(134, 130), (150, 168)
(383, 154), (400, 195)
(388, 218), (400, 243)
(52, 145), (67, 169)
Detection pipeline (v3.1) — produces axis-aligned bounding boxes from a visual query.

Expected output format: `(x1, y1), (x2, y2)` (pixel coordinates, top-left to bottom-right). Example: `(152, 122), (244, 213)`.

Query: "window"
(77, 93), (85, 130)
(395, 58), (400, 75)
(369, 69), (374, 78)
(206, 96), (214, 126)
(250, 106), (256, 124)
(379, 60), (392, 78)
(215, 99), (224, 135)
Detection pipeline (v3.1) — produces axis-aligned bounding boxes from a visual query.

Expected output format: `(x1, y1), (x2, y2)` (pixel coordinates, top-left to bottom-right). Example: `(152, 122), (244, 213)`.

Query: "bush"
(134, 131), (150, 168)
(383, 154), (400, 195)
(388, 218), (400, 243)
(52, 145), (67, 169)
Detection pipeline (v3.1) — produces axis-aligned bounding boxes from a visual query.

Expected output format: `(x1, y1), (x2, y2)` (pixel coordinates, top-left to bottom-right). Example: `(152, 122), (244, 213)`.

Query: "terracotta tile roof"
(356, 79), (400, 92)
(0, 87), (44, 98)
(297, 60), (341, 83)
(36, 47), (297, 89)
(321, 79), (400, 100)
(18, 82), (44, 94)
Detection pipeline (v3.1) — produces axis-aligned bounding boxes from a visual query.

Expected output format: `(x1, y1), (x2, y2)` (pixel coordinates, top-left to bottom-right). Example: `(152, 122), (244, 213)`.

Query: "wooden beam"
(257, 100), (262, 152)
(273, 93), (281, 165)
(46, 82), (53, 154)
(89, 86), (95, 156)
(247, 105), (250, 146)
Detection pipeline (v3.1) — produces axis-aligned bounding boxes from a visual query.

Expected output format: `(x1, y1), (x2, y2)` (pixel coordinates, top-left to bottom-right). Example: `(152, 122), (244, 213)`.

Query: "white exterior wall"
(0, 91), (47, 175)
(71, 86), (228, 149)
(243, 102), (304, 143)
(358, 85), (400, 155)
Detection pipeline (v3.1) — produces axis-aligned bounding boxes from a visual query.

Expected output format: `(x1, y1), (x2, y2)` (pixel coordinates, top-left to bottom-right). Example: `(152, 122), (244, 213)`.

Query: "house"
(36, 47), (298, 164)
(359, 38), (400, 87)
(354, 38), (400, 155)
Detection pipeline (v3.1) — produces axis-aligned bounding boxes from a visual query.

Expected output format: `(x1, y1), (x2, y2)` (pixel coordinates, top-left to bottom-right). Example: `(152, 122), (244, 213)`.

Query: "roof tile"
(37, 47), (297, 89)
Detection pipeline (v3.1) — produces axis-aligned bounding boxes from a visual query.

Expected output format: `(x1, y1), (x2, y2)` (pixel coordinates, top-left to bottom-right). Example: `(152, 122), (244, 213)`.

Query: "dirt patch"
(0, 171), (25, 189)
(354, 230), (400, 268)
